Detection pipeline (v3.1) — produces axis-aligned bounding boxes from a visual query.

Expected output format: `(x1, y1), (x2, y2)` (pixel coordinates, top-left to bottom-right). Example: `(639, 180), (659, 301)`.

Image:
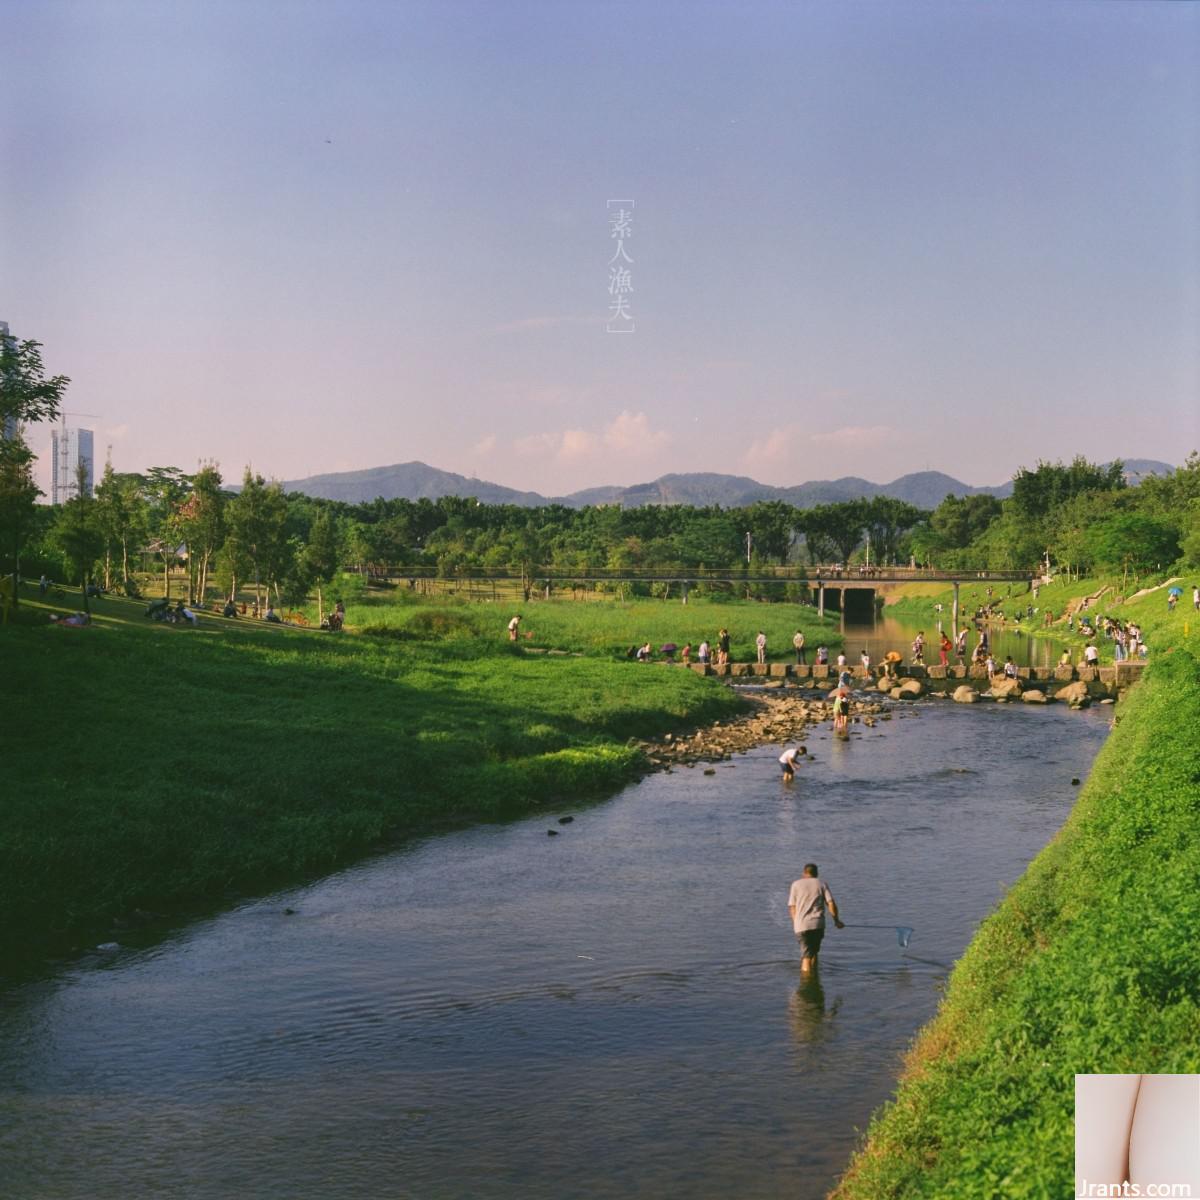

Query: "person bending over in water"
(779, 747), (800, 780)
(788, 863), (843, 972)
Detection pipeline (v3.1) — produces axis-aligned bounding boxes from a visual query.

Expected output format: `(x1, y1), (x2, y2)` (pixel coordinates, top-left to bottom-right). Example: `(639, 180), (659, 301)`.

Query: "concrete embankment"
(829, 645), (1200, 1199)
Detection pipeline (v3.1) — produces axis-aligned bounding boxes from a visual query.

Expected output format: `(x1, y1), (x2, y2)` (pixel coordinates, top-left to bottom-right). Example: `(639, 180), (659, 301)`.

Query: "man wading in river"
(788, 864), (844, 972)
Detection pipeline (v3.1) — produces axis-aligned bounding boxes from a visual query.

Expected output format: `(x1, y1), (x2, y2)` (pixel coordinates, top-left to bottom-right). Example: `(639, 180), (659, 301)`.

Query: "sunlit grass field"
(2, 585), (778, 958)
(339, 585), (845, 661)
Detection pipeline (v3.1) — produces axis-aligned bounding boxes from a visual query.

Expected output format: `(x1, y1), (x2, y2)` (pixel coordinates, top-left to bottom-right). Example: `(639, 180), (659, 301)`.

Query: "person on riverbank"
(756, 631), (767, 664)
(1194, 584), (1199, 611)
(860, 649), (871, 677)
(939, 632), (951, 666)
(698, 639), (710, 664)
(788, 863), (843, 973)
(779, 747), (800, 780)
(508, 614), (522, 641)
(718, 628), (730, 666)
(1003, 656), (1017, 679)
(881, 650), (902, 680)
(636, 642), (652, 662)
(816, 645), (829, 666)
(1084, 642), (1099, 667)
(793, 629), (807, 665)
(682, 643), (691, 665)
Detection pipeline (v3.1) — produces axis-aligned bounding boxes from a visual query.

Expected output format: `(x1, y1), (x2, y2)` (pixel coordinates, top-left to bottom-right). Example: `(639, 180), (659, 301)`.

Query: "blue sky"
(2, 0), (1196, 495)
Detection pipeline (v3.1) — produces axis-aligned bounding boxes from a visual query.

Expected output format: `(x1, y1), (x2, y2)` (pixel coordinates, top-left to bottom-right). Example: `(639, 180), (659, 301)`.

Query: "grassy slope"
(342, 589), (845, 661)
(1, 590), (750, 956)
(832, 580), (1200, 1199)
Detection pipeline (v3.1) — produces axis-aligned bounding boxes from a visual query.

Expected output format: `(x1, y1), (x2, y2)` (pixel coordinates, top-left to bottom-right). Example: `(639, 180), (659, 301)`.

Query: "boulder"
(1022, 689), (1049, 703)
(953, 685), (979, 703)
(989, 677), (1022, 699)
(896, 678), (924, 698)
(1056, 680), (1090, 705)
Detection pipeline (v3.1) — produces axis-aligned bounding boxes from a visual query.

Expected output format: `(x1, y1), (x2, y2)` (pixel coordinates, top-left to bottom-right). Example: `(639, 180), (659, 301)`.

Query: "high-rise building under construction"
(52, 426), (94, 504)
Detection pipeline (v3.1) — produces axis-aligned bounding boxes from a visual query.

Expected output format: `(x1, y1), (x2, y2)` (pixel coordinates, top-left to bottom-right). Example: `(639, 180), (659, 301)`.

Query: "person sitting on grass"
(222, 600), (238, 618)
(145, 596), (170, 620)
(50, 611), (91, 627)
(264, 605), (282, 624)
(635, 642), (652, 662)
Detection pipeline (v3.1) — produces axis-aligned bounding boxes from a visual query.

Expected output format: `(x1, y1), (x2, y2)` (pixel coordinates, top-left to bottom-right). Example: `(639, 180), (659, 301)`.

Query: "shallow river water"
(0, 695), (1110, 1200)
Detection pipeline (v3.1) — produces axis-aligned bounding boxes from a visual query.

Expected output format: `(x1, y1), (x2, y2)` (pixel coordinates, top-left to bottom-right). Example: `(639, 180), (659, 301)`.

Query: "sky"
(2, 0), (1197, 498)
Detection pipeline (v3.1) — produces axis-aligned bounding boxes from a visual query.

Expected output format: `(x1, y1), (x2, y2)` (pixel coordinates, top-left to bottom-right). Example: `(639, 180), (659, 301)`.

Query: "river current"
(0, 680), (1109, 1199)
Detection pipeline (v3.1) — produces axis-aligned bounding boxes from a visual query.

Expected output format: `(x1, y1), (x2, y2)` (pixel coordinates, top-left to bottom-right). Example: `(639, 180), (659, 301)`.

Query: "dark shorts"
(797, 928), (824, 959)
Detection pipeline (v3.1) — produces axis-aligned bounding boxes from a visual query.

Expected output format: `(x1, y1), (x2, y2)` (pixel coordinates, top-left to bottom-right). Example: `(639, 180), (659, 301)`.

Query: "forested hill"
(281, 462), (1068, 508)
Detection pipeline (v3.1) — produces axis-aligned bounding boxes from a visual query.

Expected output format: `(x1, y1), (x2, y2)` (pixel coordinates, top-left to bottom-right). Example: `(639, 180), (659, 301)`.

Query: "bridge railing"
(346, 564), (1037, 583)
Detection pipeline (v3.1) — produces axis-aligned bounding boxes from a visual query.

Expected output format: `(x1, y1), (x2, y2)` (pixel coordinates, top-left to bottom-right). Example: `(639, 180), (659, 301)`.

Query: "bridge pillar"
(952, 581), (960, 641)
(818, 581), (825, 619)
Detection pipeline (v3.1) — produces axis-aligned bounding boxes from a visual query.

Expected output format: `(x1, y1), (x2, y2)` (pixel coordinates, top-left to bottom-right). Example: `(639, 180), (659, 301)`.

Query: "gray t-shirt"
(788, 876), (834, 933)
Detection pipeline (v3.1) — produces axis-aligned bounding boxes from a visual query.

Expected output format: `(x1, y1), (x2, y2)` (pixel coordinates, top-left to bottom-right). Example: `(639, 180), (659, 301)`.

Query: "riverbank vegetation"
(831, 604), (1200, 1198)
(0, 588), (844, 959)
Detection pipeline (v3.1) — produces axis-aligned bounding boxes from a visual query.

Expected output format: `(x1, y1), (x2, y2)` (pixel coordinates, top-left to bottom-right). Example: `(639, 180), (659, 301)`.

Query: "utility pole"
(745, 531), (752, 565)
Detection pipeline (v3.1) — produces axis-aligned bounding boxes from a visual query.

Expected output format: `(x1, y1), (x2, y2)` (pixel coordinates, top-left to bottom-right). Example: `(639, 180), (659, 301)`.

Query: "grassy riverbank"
(832, 584), (1200, 1198)
(335, 587), (844, 661)
(2, 589), (785, 959)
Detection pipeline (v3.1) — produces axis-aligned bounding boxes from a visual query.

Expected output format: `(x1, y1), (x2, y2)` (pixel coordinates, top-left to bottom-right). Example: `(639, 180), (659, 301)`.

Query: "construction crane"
(52, 410), (104, 503)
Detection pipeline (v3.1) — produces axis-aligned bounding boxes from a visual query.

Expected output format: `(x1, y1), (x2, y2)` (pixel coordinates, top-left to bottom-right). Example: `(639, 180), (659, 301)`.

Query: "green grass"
(336, 588), (845, 661)
(0, 586), (748, 957)
(832, 581), (1200, 1199)
(884, 573), (1200, 663)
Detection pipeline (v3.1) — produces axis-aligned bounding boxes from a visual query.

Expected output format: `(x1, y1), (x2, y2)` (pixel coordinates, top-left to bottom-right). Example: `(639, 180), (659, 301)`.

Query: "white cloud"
(602, 409), (669, 454)
(103, 423), (129, 440)
(744, 423), (899, 463)
(513, 410), (668, 464)
(471, 434), (497, 456)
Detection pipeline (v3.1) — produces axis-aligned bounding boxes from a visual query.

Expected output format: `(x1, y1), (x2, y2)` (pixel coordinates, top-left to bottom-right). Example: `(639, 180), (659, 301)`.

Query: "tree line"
(3, 333), (1198, 612)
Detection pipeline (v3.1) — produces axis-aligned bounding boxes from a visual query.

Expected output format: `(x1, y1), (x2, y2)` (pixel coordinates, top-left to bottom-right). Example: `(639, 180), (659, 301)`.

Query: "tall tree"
(1011, 457), (1125, 523)
(50, 462), (105, 613)
(744, 500), (797, 564)
(0, 434), (42, 600)
(227, 470), (289, 609)
(303, 508), (341, 620)
(0, 334), (71, 430)
(0, 333), (70, 606)
(177, 463), (226, 604)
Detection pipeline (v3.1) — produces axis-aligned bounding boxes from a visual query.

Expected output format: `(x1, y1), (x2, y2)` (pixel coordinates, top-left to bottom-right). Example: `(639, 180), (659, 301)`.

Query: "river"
(0, 690), (1110, 1199)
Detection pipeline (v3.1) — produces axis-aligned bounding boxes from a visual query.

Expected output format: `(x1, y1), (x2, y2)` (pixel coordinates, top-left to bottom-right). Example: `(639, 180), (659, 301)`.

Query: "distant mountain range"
(281, 459), (1175, 510)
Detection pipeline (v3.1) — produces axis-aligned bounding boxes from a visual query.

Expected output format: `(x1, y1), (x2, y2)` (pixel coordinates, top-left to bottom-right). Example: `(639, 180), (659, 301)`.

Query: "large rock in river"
(896, 678), (924, 698)
(988, 677), (1022, 699)
(1056, 680), (1090, 706)
(1022, 689), (1049, 703)
(953, 685), (979, 703)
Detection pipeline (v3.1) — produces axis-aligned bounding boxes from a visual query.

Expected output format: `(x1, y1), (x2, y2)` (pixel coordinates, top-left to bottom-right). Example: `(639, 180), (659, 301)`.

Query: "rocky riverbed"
(635, 689), (897, 769)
